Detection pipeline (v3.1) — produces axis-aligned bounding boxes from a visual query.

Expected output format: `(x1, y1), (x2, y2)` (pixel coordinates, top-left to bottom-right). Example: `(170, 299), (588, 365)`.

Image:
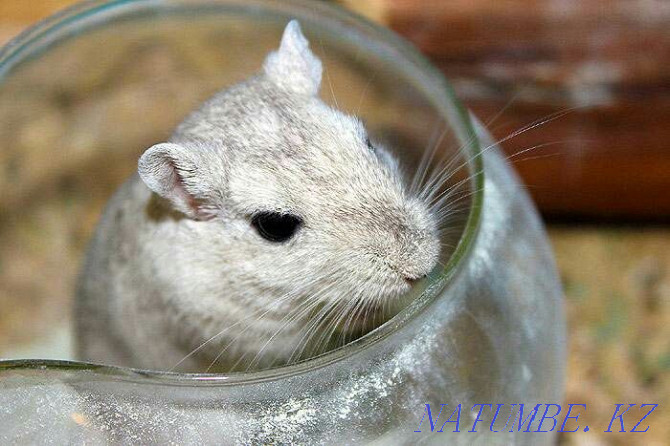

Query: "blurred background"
(0, 1), (668, 445)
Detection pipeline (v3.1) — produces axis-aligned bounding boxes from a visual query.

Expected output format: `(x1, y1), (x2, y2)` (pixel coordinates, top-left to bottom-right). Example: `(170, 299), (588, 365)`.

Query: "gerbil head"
(138, 21), (440, 363)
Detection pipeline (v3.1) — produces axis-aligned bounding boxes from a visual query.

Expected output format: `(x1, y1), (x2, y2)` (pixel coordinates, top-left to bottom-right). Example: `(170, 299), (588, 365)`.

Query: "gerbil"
(75, 21), (440, 372)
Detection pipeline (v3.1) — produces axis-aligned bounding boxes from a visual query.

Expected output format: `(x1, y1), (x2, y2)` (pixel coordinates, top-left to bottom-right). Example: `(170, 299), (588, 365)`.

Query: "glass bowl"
(0, 0), (565, 444)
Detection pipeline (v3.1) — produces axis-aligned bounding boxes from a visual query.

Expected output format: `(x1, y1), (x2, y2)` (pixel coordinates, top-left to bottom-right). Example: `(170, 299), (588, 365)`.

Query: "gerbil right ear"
(138, 143), (220, 221)
(263, 20), (323, 96)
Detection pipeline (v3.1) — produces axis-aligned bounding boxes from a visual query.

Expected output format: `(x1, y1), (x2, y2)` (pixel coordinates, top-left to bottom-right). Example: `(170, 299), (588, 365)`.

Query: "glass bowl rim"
(0, 0), (484, 386)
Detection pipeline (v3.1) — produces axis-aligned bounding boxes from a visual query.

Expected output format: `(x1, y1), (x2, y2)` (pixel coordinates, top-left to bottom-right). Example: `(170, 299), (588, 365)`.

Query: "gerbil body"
(75, 21), (440, 372)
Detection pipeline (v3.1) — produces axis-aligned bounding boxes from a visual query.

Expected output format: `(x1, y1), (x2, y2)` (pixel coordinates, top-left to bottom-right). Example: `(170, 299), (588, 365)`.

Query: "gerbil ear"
(263, 20), (323, 96)
(138, 143), (220, 220)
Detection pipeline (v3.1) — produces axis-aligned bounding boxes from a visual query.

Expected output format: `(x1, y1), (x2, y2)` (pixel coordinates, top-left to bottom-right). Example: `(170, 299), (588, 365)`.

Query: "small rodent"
(75, 21), (440, 372)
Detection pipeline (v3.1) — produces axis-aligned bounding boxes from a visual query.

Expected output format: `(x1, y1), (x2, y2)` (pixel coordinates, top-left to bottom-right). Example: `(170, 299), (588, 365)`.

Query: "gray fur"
(75, 21), (440, 372)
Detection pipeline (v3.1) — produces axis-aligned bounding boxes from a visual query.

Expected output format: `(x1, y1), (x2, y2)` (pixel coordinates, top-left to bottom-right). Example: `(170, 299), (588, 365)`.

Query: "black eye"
(251, 211), (302, 243)
(365, 136), (376, 153)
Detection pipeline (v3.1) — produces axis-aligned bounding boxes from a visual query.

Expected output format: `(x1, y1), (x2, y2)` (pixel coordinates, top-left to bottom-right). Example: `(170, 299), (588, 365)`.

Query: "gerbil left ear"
(138, 142), (222, 221)
(263, 20), (323, 96)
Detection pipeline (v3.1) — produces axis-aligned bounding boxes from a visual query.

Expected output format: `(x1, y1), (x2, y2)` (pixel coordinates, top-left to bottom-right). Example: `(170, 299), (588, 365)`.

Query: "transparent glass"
(0, 0), (565, 444)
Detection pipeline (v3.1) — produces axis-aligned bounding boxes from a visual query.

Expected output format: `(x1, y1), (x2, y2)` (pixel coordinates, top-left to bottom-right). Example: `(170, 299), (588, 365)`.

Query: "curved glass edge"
(0, 0), (484, 385)
(0, 0), (135, 79)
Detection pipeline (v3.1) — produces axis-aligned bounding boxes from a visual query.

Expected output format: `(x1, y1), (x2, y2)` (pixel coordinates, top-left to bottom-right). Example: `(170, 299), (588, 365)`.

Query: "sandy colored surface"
(551, 227), (669, 445)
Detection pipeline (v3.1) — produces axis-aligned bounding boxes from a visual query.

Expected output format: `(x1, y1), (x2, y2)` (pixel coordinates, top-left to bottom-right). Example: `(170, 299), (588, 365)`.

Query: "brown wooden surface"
(343, 0), (670, 221)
